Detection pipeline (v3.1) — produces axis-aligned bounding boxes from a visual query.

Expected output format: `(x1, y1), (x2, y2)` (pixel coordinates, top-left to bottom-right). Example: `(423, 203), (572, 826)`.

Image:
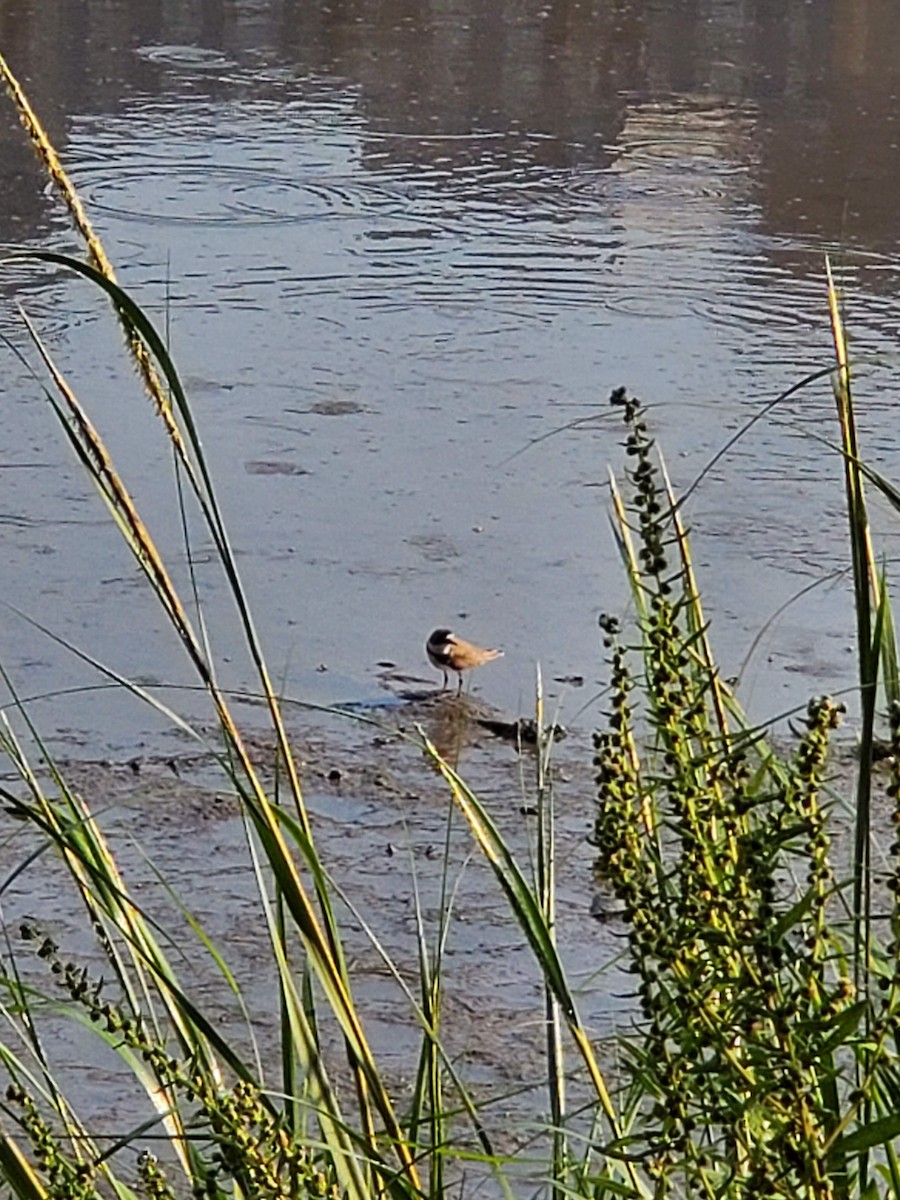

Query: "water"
(1, 0), (900, 753)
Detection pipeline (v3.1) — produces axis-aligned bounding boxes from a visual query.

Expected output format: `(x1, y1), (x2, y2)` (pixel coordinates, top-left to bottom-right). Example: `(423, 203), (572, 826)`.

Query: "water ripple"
(73, 160), (404, 226)
(134, 44), (239, 72)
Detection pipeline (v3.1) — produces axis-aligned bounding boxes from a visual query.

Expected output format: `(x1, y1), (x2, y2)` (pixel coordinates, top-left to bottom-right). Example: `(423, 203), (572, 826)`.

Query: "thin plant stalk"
(534, 666), (567, 1196)
(825, 257), (876, 1003)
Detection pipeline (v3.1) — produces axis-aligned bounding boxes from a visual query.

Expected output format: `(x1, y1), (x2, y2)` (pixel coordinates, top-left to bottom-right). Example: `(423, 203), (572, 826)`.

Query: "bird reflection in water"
(423, 690), (483, 771)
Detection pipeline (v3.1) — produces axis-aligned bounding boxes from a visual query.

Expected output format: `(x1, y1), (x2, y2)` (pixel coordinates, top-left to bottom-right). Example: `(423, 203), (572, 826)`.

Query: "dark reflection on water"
(3, 1), (899, 279)
(0, 0), (899, 748)
(3, 0), (900, 255)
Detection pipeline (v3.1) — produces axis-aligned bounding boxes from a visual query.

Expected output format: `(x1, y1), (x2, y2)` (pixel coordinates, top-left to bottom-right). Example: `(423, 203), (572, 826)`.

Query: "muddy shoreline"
(0, 690), (631, 1167)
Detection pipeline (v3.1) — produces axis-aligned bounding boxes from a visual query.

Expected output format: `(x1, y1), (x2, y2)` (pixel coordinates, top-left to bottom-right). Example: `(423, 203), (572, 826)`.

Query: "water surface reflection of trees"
(1, 0), (899, 256)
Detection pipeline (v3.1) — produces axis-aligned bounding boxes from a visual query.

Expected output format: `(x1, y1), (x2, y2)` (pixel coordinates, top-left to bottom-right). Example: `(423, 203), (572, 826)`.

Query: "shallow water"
(1, 1), (900, 748)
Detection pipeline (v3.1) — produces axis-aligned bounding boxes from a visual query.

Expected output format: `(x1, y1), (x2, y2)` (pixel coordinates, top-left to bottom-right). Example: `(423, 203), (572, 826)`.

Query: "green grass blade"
(420, 734), (647, 1197)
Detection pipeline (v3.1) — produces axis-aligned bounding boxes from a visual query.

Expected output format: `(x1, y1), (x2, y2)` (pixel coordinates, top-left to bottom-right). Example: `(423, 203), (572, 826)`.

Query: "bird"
(425, 628), (503, 692)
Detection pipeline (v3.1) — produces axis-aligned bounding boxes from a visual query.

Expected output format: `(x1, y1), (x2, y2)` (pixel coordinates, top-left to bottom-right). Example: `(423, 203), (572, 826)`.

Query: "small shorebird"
(425, 628), (503, 692)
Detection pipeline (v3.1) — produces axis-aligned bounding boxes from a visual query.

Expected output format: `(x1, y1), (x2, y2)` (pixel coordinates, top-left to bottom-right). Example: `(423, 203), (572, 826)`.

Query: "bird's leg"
(442, 669), (449, 689)
(456, 673), (463, 694)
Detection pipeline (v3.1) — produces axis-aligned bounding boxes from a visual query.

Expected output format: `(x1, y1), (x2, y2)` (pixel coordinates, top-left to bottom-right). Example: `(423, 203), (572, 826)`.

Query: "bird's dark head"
(428, 628), (453, 645)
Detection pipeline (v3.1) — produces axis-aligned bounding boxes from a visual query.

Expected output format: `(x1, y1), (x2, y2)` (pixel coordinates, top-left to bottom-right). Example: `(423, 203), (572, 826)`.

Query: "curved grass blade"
(825, 256), (876, 999)
(0, 1131), (48, 1200)
(419, 733), (647, 1198)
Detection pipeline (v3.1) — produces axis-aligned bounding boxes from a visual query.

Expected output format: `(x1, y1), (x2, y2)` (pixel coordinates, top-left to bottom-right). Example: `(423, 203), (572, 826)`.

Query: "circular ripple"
(72, 162), (403, 226)
(134, 44), (238, 71)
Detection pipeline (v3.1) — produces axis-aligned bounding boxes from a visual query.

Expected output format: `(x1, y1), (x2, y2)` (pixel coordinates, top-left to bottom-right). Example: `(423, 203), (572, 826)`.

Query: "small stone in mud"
(309, 399), (364, 416)
(129, 758), (142, 774)
(406, 533), (460, 562)
(327, 768), (342, 783)
(245, 460), (309, 476)
(316, 663), (328, 673)
(520, 805), (538, 816)
(554, 674), (584, 687)
(590, 894), (610, 922)
(476, 717), (567, 745)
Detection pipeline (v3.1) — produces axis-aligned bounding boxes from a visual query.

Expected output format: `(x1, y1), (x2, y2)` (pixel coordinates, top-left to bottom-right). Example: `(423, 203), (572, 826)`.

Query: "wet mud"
(0, 689), (631, 1169)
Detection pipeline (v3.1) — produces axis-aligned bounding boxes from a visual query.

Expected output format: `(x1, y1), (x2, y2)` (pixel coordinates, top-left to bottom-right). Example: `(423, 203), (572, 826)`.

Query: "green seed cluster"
(593, 612), (651, 918)
(18, 925), (342, 1200)
(136, 1150), (177, 1200)
(592, 393), (860, 1197)
(4, 1082), (95, 1200)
